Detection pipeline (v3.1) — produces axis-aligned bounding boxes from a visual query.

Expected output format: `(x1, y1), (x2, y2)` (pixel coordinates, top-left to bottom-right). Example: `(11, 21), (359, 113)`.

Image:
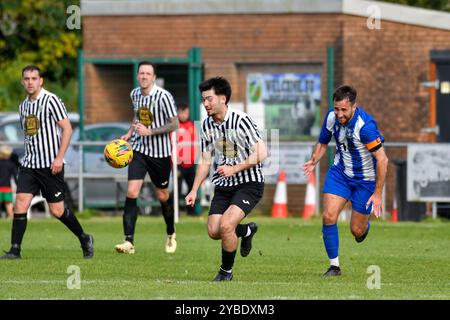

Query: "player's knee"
(219, 222), (234, 236)
(14, 194), (32, 212)
(351, 225), (364, 237)
(49, 202), (65, 218)
(208, 230), (221, 240)
(127, 190), (140, 199)
(155, 189), (169, 202)
(207, 226), (221, 239)
(322, 210), (337, 225)
(14, 204), (28, 213)
(51, 210), (64, 218)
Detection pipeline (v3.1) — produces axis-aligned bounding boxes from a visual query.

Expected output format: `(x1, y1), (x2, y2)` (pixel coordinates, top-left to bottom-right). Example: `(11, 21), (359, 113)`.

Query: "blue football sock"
(322, 224), (339, 259)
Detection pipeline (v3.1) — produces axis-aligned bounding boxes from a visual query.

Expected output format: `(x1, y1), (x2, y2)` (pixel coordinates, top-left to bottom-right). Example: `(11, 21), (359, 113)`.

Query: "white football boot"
(114, 240), (135, 254)
(165, 233), (177, 253)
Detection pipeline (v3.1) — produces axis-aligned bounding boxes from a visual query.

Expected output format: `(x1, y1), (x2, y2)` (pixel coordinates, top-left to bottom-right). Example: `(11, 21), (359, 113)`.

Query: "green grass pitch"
(0, 216), (449, 299)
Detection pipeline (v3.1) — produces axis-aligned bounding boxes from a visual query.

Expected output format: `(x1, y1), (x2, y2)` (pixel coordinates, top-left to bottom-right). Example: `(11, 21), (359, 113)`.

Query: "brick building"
(80, 0), (450, 216)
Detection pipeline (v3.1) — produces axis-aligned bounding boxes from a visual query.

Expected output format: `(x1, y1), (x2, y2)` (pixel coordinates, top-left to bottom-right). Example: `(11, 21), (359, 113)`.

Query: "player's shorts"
(16, 166), (66, 203)
(128, 151), (171, 189)
(209, 182), (264, 216)
(323, 166), (375, 215)
(0, 191), (13, 203)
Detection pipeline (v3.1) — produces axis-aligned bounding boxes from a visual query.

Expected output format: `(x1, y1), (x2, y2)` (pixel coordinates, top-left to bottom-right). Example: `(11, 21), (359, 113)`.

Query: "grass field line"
(1, 279), (313, 286)
(3, 278), (428, 288)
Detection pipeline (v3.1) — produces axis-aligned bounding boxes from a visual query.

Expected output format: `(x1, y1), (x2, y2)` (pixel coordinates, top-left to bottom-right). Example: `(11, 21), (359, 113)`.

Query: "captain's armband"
(365, 138), (382, 152)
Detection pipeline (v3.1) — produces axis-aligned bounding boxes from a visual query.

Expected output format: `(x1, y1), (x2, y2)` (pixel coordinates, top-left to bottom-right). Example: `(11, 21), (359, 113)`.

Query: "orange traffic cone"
(391, 194), (398, 223)
(271, 170), (288, 218)
(302, 171), (316, 219)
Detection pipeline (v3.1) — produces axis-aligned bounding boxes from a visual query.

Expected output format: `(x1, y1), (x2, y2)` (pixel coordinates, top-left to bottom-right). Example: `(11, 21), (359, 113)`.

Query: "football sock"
(160, 197), (175, 235)
(123, 197), (138, 244)
(322, 224), (339, 265)
(58, 208), (86, 240)
(235, 224), (249, 238)
(330, 257), (340, 267)
(11, 213), (27, 254)
(221, 248), (236, 272)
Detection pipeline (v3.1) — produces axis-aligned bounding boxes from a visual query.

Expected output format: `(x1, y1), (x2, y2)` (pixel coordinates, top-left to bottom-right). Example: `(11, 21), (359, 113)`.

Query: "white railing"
(4, 140), (433, 220)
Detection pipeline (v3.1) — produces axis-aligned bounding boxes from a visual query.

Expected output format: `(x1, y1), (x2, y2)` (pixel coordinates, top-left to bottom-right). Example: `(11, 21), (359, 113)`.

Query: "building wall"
(339, 15), (450, 215)
(83, 14), (343, 122)
(82, 13), (450, 216)
(84, 64), (134, 123)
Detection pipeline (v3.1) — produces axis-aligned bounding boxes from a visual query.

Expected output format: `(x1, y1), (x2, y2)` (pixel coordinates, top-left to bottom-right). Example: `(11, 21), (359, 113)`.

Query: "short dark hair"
(198, 77), (232, 104)
(333, 85), (357, 104)
(177, 103), (189, 111)
(137, 61), (157, 75)
(22, 65), (42, 77)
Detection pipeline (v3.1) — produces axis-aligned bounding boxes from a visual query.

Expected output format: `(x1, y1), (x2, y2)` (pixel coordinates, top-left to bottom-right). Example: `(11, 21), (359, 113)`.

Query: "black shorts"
(128, 151), (172, 189)
(209, 182), (264, 216)
(16, 166), (66, 203)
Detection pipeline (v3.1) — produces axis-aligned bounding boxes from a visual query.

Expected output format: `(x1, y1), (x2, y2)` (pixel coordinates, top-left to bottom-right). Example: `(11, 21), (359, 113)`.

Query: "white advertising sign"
(407, 144), (450, 202)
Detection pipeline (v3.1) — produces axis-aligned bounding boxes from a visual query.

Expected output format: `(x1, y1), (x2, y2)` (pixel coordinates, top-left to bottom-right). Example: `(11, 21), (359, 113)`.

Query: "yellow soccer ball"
(104, 139), (133, 168)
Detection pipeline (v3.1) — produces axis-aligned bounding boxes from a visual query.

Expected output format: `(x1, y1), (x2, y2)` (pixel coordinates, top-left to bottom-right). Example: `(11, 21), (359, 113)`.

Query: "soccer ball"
(104, 139), (133, 168)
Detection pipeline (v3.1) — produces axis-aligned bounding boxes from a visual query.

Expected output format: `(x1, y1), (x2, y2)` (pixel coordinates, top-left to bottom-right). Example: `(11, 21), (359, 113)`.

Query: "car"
(0, 112), (17, 121)
(0, 112), (80, 165)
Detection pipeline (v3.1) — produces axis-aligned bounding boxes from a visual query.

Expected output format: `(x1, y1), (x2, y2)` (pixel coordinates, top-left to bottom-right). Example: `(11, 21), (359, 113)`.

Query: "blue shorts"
(323, 166), (375, 215)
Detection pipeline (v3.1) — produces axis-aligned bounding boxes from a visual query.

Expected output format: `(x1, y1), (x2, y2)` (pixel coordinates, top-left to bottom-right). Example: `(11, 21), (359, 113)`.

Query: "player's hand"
(120, 132), (132, 141)
(133, 122), (152, 136)
(51, 157), (64, 175)
(217, 165), (236, 177)
(185, 191), (197, 207)
(303, 155), (316, 177)
(366, 193), (382, 218)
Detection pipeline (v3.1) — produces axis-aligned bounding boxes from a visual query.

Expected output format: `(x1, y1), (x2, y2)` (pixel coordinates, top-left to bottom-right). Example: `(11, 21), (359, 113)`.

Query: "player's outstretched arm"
(303, 142), (328, 177)
(52, 118), (72, 175)
(366, 146), (389, 218)
(186, 151), (212, 207)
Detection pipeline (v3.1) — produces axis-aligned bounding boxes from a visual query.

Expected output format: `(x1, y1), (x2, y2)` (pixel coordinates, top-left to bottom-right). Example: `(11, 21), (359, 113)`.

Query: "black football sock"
(235, 224), (249, 238)
(11, 213), (28, 255)
(160, 197), (175, 235)
(220, 248), (236, 272)
(58, 208), (86, 241)
(123, 197), (138, 244)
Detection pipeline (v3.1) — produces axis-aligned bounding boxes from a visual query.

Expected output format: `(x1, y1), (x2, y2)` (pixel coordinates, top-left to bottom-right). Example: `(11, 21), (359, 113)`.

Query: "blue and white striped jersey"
(319, 107), (384, 181)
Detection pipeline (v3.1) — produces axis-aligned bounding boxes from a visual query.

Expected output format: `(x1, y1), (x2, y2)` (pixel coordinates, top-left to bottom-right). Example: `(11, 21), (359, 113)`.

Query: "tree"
(0, 0), (81, 111)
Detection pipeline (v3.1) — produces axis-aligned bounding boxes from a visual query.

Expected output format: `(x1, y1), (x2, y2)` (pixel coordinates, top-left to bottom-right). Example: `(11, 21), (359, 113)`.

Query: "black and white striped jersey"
(19, 88), (69, 169)
(130, 85), (177, 157)
(201, 107), (265, 187)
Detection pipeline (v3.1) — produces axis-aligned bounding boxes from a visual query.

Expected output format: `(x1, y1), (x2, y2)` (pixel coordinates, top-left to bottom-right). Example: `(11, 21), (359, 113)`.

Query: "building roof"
(81, 0), (450, 31)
